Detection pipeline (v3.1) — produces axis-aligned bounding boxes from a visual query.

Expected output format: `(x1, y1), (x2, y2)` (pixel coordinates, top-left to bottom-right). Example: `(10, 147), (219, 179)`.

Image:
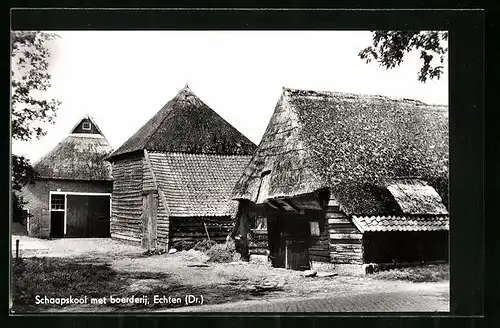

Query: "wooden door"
(66, 195), (89, 237)
(66, 195), (110, 237)
(286, 240), (310, 270)
(88, 196), (111, 237)
(267, 216), (286, 268)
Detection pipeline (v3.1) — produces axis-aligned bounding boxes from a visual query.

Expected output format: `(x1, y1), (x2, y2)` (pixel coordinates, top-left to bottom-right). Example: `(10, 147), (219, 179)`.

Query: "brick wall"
(19, 179), (112, 238)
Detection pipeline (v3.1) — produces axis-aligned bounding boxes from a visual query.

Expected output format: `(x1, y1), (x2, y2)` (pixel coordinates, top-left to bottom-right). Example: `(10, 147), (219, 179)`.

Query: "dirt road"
(11, 236), (450, 312)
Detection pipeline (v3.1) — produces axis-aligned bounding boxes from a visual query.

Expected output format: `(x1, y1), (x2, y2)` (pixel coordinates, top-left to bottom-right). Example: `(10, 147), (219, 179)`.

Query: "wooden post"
(203, 220), (211, 242)
(240, 203), (250, 262)
(16, 239), (19, 260)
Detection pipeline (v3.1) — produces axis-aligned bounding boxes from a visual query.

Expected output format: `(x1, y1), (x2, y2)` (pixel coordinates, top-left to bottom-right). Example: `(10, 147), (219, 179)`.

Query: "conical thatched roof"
(232, 87), (449, 215)
(33, 115), (113, 181)
(108, 86), (257, 160)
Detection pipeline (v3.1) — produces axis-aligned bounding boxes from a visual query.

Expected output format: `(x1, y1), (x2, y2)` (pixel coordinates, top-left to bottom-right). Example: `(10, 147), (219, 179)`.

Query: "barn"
(106, 85), (256, 251)
(231, 87), (449, 271)
(19, 115), (114, 238)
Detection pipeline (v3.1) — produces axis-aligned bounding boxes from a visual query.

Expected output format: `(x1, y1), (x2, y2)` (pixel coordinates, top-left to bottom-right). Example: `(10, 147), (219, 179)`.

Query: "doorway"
(268, 213), (310, 271)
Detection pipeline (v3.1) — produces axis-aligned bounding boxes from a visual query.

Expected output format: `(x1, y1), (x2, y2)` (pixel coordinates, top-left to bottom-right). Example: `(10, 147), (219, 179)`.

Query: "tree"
(359, 31), (448, 83)
(11, 31), (61, 222)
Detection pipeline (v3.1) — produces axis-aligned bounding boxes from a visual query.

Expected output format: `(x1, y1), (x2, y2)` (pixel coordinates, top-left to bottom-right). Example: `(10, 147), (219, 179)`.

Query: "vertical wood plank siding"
(327, 201), (364, 264)
(110, 158), (143, 242)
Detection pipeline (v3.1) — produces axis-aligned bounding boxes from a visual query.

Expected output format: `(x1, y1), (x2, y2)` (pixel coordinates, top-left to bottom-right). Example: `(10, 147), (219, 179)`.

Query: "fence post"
(16, 239), (19, 260)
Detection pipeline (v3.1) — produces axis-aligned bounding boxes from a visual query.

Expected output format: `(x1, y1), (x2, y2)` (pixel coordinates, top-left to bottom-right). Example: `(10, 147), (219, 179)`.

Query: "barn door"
(87, 196), (111, 237)
(66, 194), (110, 238)
(286, 240), (310, 270)
(267, 216), (286, 268)
(66, 195), (89, 237)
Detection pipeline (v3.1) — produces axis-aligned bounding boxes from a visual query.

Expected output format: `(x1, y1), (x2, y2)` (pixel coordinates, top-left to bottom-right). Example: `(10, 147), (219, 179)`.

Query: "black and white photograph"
(10, 28), (450, 313)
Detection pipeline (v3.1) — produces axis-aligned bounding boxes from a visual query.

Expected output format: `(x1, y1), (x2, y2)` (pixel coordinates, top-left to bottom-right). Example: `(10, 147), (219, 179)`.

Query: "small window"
(310, 221), (320, 236)
(51, 194), (65, 210)
(255, 216), (267, 230)
(82, 122), (91, 130)
(251, 216), (267, 234)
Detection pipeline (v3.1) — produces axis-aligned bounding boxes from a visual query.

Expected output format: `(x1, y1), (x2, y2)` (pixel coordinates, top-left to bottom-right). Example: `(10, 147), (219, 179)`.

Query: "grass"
(11, 257), (270, 313)
(369, 263), (449, 282)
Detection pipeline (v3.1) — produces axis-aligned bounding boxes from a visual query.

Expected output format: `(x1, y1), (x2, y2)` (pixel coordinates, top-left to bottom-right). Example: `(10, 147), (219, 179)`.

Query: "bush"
(193, 239), (217, 251)
(171, 240), (197, 251)
(370, 263), (449, 282)
(206, 242), (236, 263)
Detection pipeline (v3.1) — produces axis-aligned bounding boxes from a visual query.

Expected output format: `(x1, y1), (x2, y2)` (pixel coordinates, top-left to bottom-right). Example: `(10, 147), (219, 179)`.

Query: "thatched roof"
(33, 115), (113, 181)
(232, 87), (449, 215)
(148, 152), (252, 217)
(108, 86), (257, 161)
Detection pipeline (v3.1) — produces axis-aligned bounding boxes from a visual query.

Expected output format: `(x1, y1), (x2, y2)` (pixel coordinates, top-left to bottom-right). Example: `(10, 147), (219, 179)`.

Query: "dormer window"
(82, 122), (91, 130)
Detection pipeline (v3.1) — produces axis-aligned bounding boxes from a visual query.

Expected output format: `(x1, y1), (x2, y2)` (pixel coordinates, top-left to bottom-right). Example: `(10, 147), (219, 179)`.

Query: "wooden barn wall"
(327, 200), (364, 265)
(142, 156), (157, 193)
(110, 157), (143, 242)
(19, 179), (112, 238)
(307, 212), (330, 262)
(169, 216), (233, 247)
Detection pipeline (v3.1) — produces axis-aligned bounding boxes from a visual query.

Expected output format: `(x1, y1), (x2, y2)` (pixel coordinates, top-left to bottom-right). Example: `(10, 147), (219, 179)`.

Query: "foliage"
(206, 242), (237, 263)
(171, 239), (197, 251)
(11, 31), (60, 222)
(359, 31), (448, 82)
(193, 239), (217, 251)
(368, 263), (449, 282)
(11, 31), (61, 141)
(11, 257), (255, 312)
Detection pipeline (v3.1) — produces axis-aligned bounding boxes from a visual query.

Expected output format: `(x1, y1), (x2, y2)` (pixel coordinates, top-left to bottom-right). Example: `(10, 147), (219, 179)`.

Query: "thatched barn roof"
(148, 152), (252, 217)
(232, 87), (449, 216)
(108, 86), (257, 161)
(33, 115), (113, 181)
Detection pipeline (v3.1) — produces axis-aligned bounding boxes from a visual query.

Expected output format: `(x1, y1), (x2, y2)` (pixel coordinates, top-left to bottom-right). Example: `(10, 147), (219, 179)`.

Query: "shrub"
(206, 243), (235, 263)
(193, 239), (217, 251)
(370, 263), (449, 282)
(172, 240), (197, 251)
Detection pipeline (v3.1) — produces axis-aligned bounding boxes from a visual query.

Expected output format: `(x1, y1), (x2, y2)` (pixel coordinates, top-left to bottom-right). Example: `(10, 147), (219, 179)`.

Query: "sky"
(11, 31), (448, 163)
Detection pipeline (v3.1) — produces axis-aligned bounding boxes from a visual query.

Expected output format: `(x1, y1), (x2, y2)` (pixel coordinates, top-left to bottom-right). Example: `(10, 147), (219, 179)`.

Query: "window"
(82, 122), (91, 130)
(251, 216), (267, 234)
(310, 221), (320, 236)
(51, 194), (65, 210)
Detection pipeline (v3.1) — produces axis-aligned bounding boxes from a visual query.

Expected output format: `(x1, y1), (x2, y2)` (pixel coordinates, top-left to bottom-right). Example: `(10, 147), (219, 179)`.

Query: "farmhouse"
(106, 85), (256, 250)
(232, 87), (449, 271)
(19, 115), (114, 238)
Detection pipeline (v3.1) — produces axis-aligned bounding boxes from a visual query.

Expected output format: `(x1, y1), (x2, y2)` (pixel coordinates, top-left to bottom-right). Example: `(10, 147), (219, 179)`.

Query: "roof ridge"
(147, 151), (253, 158)
(141, 88), (186, 151)
(282, 86), (446, 107)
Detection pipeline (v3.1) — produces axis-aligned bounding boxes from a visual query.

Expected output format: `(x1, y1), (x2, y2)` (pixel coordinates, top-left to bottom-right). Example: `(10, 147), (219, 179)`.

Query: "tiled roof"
(148, 152), (252, 217)
(351, 215), (449, 233)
